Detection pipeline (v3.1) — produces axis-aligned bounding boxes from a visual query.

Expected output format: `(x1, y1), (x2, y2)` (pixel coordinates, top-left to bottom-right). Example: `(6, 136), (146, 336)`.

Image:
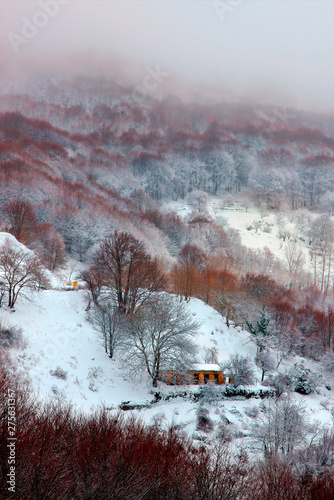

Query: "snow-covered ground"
(3, 290), (256, 409)
(0, 232), (85, 290)
(4, 290), (151, 410)
(165, 196), (318, 277)
(1, 286), (333, 450)
(1, 228), (333, 452)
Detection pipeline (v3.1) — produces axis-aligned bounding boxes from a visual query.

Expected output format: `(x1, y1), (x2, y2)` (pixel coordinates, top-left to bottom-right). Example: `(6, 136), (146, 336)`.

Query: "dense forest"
(1, 69), (334, 499)
(1, 72), (334, 263)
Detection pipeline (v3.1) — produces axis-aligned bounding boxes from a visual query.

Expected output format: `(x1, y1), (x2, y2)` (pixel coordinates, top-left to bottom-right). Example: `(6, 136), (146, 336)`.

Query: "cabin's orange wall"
(159, 370), (226, 385)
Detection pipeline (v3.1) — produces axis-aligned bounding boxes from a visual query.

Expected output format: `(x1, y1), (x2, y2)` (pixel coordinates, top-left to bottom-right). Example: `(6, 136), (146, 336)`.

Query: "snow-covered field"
(165, 196), (321, 280)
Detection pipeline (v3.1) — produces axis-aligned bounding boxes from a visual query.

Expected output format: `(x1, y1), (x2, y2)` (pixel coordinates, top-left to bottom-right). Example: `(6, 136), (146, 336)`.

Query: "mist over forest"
(1, 1), (334, 499)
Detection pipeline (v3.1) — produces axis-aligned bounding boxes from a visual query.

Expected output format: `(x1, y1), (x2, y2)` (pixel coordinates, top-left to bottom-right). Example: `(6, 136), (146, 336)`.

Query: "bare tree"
(251, 396), (320, 456)
(296, 211), (311, 235)
(284, 240), (305, 288)
(186, 189), (208, 213)
(204, 347), (219, 365)
(0, 282), (5, 308)
(4, 198), (38, 244)
(221, 354), (255, 387)
(173, 244), (206, 301)
(0, 242), (46, 308)
(81, 265), (104, 310)
(308, 214), (334, 290)
(272, 324), (301, 369)
(90, 301), (124, 359)
(122, 295), (198, 387)
(260, 203), (269, 219)
(35, 223), (66, 270)
(213, 289), (246, 328)
(308, 214), (334, 247)
(92, 231), (167, 315)
(298, 428), (334, 474)
(256, 350), (275, 382)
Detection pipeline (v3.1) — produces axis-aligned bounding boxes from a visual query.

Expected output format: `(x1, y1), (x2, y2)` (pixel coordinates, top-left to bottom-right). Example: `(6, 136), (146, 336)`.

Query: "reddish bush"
(1, 365), (334, 499)
(241, 273), (285, 302)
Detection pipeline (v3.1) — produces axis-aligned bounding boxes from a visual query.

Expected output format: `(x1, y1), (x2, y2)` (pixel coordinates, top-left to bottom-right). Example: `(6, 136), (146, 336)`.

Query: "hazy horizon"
(1, 0), (334, 112)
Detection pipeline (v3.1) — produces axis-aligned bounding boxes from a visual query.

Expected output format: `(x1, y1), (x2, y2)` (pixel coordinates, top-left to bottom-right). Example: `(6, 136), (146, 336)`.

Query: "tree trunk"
(8, 288), (15, 308)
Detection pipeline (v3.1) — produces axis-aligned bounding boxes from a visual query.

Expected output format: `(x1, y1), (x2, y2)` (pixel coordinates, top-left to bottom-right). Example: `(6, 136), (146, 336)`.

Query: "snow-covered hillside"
(2, 285), (333, 450)
(3, 289), (255, 409)
(0, 232), (84, 290)
(165, 196), (325, 283)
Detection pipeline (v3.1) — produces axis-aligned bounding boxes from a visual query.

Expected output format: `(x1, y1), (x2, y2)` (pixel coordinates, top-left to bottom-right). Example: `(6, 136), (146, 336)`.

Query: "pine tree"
(246, 305), (271, 353)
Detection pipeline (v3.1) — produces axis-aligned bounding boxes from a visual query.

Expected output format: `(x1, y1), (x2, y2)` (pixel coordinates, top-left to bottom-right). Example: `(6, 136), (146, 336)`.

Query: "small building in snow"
(159, 364), (226, 385)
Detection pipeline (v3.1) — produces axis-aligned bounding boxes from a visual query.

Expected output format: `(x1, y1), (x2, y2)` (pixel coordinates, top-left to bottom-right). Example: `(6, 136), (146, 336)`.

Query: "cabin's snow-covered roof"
(191, 364), (221, 372)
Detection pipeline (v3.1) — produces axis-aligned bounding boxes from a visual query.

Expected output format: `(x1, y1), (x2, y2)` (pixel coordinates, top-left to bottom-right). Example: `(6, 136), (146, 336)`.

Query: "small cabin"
(159, 364), (226, 386)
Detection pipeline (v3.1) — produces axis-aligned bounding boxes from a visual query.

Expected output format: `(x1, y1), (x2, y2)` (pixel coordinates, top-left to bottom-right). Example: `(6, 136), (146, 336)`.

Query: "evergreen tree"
(246, 305), (271, 353)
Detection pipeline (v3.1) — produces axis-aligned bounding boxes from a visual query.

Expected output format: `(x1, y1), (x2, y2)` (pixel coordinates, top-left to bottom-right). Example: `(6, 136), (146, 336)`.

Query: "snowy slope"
(0, 232), (34, 255)
(0, 232), (88, 290)
(187, 298), (256, 363)
(0, 233), (333, 450)
(165, 197), (319, 278)
(2, 290), (254, 408)
(4, 290), (151, 410)
(1, 288), (333, 450)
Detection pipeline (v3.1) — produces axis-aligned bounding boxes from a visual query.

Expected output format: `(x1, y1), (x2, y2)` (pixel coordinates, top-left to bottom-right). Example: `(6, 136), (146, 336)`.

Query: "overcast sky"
(1, 0), (334, 111)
